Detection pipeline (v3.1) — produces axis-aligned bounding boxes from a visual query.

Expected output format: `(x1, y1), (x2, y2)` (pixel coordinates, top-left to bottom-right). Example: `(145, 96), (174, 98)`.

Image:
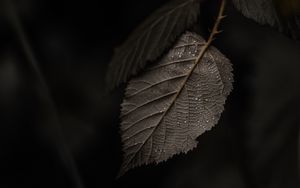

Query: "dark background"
(0, 0), (299, 188)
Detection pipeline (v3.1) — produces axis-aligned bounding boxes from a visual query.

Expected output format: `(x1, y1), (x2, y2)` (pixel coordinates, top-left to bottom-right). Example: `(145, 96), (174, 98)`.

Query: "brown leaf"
(119, 32), (233, 176)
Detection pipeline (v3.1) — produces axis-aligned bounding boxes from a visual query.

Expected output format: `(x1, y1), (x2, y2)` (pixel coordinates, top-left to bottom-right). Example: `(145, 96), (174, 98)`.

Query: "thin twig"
(152, 0), (228, 142)
(162, 0), (227, 127)
(4, 1), (85, 188)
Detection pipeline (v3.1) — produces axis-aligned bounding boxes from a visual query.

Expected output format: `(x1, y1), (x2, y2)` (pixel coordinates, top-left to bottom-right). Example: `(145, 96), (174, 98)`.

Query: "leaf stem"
(168, 0), (227, 111)
(155, 0), (227, 130)
(4, 1), (85, 188)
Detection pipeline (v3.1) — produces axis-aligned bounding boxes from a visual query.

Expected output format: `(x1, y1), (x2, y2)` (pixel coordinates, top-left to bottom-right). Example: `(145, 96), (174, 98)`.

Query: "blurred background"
(0, 0), (299, 187)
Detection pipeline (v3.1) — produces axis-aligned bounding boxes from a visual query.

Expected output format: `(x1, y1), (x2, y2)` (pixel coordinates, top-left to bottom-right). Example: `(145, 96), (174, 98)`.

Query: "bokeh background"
(0, 0), (299, 188)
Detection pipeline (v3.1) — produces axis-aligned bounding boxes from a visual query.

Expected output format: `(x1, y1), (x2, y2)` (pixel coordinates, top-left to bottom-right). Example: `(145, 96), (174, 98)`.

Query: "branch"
(161, 0), (227, 126)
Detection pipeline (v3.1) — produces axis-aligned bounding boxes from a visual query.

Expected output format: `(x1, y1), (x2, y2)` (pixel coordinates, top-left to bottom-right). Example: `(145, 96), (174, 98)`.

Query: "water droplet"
(195, 97), (198, 100)
(179, 55), (182, 58)
(184, 120), (187, 123)
(205, 99), (209, 101)
(206, 120), (209, 123)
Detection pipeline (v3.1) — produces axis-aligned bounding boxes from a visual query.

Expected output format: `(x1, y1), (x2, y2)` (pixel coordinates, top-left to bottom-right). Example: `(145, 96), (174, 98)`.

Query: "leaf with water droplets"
(106, 0), (201, 89)
(119, 32), (233, 176)
(232, 0), (300, 40)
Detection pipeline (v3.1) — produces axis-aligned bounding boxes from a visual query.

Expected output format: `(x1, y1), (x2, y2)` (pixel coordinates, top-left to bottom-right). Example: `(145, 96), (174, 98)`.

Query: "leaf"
(231, 0), (300, 39)
(119, 32), (233, 176)
(106, 0), (201, 90)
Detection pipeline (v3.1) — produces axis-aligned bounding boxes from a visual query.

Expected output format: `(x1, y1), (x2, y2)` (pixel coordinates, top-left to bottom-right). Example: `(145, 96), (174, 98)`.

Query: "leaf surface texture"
(119, 32), (233, 175)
